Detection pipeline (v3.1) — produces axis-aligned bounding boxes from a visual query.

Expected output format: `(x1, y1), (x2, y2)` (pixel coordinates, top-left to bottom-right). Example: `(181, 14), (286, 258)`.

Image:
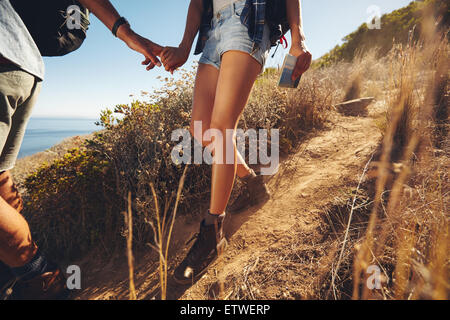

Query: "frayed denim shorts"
(199, 0), (271, 71)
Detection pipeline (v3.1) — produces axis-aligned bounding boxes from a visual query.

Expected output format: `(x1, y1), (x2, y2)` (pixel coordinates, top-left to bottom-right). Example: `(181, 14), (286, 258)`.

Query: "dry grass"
(200, 23), (449, 301)
(351, 23), (449, 299)
(123, 192), (137, 300)
(14, 7), (448, 301)
(329, 153), (375, 299)
(317, 33), (448, 300)
(147, 166), (187, 300)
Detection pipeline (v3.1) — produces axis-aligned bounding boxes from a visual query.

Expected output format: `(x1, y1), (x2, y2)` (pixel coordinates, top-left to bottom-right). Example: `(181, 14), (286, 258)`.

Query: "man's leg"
(0, 196), (37, 267)
(0, 66), (40, 267)
(0, 170), (23, 213)
(0, 66), (68, 299)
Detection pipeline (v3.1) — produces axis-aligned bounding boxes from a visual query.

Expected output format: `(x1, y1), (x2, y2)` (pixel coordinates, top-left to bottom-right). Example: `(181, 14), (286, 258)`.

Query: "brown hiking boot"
(227, 170), (270, 214)
(0, 170), (23, 213)
(9, 268), (69, 300)
(173, 216), (227, 285)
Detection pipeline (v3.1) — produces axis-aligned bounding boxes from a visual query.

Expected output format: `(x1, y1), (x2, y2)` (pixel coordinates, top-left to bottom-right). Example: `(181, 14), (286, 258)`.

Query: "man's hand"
(78, 0), (163, 70)
(160, 46), (190, 74)
(290, 43), (312, 81)
(117, 25), (163, 70)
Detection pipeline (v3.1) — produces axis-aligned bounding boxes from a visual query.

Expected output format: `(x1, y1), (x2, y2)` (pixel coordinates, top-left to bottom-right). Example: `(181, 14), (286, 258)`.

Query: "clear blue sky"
(34, 0), (413, 119)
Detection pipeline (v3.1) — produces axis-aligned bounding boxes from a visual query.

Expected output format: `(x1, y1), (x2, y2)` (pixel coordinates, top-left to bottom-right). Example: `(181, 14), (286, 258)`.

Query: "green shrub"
(23, 148), (120, 260)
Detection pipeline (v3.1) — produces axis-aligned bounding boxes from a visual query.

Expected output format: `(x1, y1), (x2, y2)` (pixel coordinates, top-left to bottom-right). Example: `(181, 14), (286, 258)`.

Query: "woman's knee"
(189, 119), (210, 145)
(209, 121), (237, 148)
(209, 116), (235, 134)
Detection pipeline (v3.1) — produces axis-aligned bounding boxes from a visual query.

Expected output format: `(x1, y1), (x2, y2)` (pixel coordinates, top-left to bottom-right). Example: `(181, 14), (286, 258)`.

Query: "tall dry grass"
(351, 19), (449, 300)
(147, 166), (187, 300)
(123, 191), (137, 300)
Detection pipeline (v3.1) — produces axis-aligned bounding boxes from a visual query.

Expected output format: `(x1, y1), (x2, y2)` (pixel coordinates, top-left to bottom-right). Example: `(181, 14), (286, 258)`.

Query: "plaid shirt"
(194, 0), (285, 55)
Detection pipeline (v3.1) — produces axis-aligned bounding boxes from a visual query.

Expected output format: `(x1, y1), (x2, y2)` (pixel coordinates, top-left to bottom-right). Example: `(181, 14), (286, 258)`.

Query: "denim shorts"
(199, 0), (271, 71)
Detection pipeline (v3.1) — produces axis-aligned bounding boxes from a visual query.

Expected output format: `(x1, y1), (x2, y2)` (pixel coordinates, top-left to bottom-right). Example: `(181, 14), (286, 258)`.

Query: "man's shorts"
(199, 0), (272, 72)
(0, 64), (41, 171)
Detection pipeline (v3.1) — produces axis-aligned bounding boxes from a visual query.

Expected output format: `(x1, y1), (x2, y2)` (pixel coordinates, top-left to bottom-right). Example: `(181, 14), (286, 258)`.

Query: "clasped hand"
(131, 34), (311, 78)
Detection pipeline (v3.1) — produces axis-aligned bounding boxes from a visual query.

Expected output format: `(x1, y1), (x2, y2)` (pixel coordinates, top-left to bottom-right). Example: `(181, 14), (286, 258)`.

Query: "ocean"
(18, 118), (99, 158)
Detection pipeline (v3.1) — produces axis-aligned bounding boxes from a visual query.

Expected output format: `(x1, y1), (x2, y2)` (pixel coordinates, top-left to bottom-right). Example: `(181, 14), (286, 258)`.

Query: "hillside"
(76, 100), (387, 300)
(6, 2), (449, 301)
(315, 0), (449, 67)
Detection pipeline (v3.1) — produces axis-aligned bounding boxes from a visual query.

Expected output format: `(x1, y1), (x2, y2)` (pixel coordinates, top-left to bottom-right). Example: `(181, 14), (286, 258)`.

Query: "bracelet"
(112, 17), (129, 37)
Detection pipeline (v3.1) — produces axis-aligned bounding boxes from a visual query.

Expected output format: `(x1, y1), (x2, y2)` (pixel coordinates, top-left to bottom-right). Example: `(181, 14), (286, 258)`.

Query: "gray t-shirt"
(0, 0), (44, 80)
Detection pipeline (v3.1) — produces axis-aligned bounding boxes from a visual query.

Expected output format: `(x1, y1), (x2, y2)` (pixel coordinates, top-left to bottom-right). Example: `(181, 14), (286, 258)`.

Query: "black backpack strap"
(266, 0), (290, 46)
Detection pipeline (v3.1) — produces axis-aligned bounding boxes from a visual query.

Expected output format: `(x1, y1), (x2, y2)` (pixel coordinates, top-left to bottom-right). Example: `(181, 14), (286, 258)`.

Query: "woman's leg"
(190, 63), (252, 179)
(173, 52), (262, 284)
(209, 50), (262, 215)
(190, 63), (218, 141)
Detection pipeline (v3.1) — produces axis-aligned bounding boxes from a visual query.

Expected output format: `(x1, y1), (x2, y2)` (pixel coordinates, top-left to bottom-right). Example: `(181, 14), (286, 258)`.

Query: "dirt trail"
(76, 102), (385, 300)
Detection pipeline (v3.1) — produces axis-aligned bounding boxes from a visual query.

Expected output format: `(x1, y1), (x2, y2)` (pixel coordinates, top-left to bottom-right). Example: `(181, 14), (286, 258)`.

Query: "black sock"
(11, 249), (54, 281)
(204, 210), (226, 226)
(242, 169), (257, 180)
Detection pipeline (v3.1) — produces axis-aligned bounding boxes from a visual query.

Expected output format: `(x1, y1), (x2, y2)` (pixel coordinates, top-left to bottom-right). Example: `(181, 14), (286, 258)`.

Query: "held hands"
(122, 30), (189, 73)
(290, 42), (312, 81)
(160, 45), (190, 74)
(118, 24), (309, 76)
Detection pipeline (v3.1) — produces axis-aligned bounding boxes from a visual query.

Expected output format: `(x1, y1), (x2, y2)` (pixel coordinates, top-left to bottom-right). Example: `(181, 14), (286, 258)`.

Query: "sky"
(34, 0), (413, 119)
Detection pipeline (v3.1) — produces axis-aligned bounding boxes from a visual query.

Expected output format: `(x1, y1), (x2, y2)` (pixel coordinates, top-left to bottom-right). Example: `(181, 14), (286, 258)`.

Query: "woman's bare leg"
(171, 52), (263, 284)
(209, 51), (261, 214)
(190, 63), (252, 179)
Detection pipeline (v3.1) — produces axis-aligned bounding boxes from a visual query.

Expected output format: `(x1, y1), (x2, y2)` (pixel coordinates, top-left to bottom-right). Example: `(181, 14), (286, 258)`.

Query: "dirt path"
(76, 103), (385, 300)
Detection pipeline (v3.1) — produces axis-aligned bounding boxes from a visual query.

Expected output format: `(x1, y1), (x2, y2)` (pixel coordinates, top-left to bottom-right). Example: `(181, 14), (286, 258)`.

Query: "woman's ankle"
(239, 168), (256, 180)
(204, 210), (225, 226)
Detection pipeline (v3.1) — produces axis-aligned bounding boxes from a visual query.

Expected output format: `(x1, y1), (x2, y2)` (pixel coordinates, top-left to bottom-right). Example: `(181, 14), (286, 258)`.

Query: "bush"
(23, 63), (339, 261)
(23, 148), (120, 260)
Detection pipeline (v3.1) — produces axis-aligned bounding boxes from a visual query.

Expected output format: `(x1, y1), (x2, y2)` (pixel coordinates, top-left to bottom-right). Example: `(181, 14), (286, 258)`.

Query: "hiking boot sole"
(173, 238), (228, 286)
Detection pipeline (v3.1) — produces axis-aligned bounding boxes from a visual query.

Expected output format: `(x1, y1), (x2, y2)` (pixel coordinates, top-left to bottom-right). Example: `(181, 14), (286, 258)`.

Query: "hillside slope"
(316, 0), (449, 67)
(74, 100), (386, 300)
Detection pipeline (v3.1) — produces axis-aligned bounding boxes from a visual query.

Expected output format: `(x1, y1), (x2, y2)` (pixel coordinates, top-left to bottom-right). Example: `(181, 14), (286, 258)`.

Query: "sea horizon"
(18, 117), (99, 158)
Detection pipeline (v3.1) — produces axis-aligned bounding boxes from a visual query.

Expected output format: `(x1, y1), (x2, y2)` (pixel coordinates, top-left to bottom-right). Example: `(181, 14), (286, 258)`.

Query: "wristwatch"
(112, 17), (129, 37)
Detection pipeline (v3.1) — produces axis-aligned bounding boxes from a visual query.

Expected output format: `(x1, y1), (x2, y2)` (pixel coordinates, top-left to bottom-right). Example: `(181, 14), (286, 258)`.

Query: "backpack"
(266, 0), (290, 46)
(10, 0), (90, 57)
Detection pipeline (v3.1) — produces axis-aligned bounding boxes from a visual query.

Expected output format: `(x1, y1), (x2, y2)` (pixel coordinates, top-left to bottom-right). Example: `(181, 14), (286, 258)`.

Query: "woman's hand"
(161, 45), (190, 74)
(290, 42), (312, 81)
(160, 0), (202, 73)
